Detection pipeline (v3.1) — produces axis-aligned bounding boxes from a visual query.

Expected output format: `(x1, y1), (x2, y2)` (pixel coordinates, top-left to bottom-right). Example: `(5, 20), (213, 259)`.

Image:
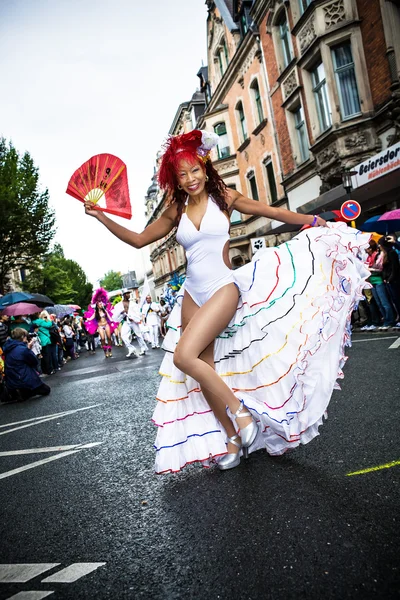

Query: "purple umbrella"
(377, 209), (400, 233)
(1, 302), (43, 316)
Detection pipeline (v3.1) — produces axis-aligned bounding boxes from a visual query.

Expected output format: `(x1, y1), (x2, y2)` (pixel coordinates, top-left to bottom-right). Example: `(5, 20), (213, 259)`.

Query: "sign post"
(340, 200), (361, 227)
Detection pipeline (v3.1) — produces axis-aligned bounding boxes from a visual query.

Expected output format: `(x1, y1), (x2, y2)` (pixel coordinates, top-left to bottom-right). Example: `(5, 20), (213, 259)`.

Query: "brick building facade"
(247, 0), (400, 220)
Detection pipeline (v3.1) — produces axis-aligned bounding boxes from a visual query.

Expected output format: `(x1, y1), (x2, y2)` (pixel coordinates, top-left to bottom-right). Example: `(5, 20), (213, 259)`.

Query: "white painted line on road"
(352, 336), (397, 343)
(0, 410), (73, 429)
(0, 405), (102, 437)
(0, 564), (59, 583)
(6, 592), (54, 599)
(0, 443), (103, 480)
(41, 562), (106, 583)
(388, 337), (400, 349)
(0, 443), (102, 457)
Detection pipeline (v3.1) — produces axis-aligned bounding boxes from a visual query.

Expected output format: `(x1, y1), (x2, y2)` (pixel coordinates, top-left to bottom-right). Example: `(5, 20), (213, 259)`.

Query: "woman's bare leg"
(105, 324), (112, 346)
(181, 292), (238, 452)
(98, 327), (107, 354)
(175, 284), (252, 431)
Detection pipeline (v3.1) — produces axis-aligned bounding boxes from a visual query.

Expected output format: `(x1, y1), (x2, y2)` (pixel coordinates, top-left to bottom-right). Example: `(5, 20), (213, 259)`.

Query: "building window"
(250, 79), (264, 125)
(332, 42), (361, 119)
(228, 184), (241, 223)
(299, 0), (312, 15)
(236, 102), (248, 142)
(216, 39), (228, 78)
(218, 50), (224, 77)
(222, 39), (229, 66)
(264, 159), (278, 204)
(247, 171), (259, 200)
(311, 62), (332, 132)
(214, 122), (230, 159)
(278, 12), (292, 69)
(294, 106), (309, 162)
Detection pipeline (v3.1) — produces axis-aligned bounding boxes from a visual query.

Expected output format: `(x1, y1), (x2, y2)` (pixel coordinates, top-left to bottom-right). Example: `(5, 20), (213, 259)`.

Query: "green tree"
(100, 270), (123, 291)
(25, 244), (93, 307)
(0, 138), (56, 293)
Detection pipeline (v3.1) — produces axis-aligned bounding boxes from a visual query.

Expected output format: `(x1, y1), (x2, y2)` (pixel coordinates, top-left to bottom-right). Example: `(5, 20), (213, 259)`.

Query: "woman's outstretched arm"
(227, 189), (327, 227)
(84, 201), (178, 248)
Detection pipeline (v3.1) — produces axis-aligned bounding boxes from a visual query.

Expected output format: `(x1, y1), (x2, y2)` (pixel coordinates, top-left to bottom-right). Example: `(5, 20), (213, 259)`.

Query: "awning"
(268, 165), (400, 235)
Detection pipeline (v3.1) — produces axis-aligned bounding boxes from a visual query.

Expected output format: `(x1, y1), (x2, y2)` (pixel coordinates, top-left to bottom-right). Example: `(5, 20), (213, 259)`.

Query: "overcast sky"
(0, 0), (207, 285)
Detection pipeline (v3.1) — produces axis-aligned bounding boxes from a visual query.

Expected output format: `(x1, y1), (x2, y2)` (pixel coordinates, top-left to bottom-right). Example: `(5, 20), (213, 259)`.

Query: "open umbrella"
(359, 215), (386, 233)
(319, 210), (347, 222)
(0, 291), (33, 308)
(46, 304), (75, 318)
(378, 209), (400, 233)
(22, 293), (54, 307)
(68, 304), (81, 310)
(360, 214), (399, 234)
(1, 302), (43, 316)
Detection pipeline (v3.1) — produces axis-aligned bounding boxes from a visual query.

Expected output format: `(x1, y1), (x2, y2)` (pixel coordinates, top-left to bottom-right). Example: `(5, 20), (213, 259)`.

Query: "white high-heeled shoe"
(217, 435), (242, 470)
(234, 402), (258, 449)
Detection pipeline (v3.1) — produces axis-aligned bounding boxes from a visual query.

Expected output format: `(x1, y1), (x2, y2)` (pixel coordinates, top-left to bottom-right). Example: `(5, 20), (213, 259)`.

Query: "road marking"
(41, 562), (106, 583)
(0, 564), (59, 583)
(0, 407), (101, 429)
(352, 336), (397, 343)
(0, 443), (103, 480)
(7, 591), (54, 600)
(389, 337), (400, 349)
(6, 592), (54, 599)
(0, 443), (102, 457)
(346, 460), (400, 476)
(0, 405), (102, 437)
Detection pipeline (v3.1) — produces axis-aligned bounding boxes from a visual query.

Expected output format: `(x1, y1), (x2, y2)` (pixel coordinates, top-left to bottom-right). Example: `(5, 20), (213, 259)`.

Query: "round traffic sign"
(340, 200), (361, 221)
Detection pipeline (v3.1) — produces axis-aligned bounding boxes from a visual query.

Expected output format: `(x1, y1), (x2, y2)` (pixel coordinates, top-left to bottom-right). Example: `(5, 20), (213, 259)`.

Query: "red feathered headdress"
(158, 129), (219, 193)
(91, 287), (109, 305)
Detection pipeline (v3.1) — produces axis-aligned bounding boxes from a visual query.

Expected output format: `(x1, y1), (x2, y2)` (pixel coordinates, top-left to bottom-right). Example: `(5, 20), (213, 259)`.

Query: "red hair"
(158, 130), (228, 224)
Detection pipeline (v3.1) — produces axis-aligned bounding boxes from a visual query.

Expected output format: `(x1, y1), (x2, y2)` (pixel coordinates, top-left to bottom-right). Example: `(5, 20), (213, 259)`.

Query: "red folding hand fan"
(66, 154), (132, 219)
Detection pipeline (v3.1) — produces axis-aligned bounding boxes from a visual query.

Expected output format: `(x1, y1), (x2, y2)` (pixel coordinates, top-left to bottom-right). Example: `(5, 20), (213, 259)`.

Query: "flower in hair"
(200, 130), (219, 152)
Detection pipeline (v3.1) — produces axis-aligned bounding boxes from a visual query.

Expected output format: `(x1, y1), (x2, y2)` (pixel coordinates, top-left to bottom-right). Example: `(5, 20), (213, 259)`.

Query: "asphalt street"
(0, 333), (399, 600)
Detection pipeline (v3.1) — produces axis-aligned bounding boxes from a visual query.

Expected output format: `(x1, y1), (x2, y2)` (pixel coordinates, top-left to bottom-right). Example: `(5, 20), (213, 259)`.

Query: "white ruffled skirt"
(152, 223), (370, 474)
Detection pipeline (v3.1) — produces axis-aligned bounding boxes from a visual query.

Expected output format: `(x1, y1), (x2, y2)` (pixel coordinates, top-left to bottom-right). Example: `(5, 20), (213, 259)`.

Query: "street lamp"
(341, 168), (358, 196)
(341, 168), (359, 228)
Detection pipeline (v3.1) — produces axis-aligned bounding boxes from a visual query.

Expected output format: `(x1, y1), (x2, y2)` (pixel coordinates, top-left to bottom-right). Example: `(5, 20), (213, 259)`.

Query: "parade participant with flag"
(83, 129), (370, 474)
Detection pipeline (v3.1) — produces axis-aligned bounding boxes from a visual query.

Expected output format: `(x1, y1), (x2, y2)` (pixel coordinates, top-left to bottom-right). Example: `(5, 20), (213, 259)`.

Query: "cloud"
(0, 0), (206, 285)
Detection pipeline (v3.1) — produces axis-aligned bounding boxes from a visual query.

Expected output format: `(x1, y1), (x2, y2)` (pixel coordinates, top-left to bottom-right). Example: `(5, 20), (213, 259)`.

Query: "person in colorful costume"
(84, 130), (370, 474)
(84, 288), (118, 358)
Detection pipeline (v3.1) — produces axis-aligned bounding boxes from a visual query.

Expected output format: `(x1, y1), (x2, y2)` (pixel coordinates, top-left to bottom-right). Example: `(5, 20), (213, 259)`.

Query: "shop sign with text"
(351, 141), (400, 189)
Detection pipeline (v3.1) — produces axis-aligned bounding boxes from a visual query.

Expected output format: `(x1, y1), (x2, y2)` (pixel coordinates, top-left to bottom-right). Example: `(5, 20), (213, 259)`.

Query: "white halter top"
(175, 196), (235, 306)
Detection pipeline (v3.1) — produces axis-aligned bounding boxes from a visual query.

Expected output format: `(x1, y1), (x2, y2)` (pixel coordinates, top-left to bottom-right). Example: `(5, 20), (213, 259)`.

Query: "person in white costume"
(84, 129), (369, 474)
(113, 290), (147, 357)
(141, 295), (161, 349)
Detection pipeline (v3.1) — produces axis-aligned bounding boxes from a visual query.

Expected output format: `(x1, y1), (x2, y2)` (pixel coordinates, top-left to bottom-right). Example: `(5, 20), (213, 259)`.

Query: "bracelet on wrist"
(311, 215), (318, 227)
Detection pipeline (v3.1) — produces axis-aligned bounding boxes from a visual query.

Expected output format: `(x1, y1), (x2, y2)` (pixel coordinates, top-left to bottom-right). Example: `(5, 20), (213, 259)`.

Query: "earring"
(205, 175), (209, 182)
(177, 185), (183, 190)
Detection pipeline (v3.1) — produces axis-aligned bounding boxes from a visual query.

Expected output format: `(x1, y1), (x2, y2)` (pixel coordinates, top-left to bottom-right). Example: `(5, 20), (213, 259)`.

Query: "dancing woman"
(84, 130), (369, 473)
(84, 288), (117, 358)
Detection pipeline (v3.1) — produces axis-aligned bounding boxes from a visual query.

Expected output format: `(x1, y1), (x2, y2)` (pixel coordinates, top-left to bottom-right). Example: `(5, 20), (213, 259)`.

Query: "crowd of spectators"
(354, 235), (400, 330)
(0, 310), (89, 403)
